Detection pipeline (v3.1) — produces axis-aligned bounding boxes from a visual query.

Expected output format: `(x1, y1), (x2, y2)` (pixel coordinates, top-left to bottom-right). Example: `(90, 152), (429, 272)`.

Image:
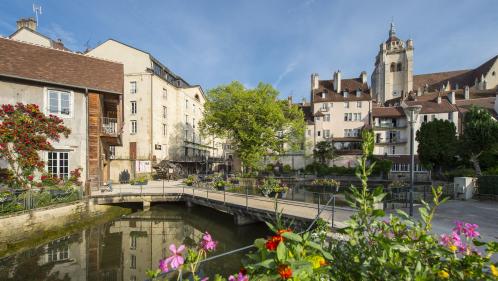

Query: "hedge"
(478, 175), (498, 195)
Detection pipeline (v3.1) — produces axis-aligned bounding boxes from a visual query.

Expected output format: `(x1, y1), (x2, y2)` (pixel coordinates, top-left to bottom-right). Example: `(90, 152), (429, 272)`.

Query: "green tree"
(415, 119), (458, 175)
(200, 81), (304, 171)
(460, 106), (498, 175)
(312, 140), (335, 164)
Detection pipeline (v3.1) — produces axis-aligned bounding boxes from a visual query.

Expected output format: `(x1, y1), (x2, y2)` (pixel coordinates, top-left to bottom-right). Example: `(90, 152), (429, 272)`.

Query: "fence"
(0, 188), (82, 216)
(383, 183), (454, 210)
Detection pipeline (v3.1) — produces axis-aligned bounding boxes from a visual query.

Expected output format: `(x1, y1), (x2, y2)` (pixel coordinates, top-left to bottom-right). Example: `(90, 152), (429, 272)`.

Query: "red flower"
(239, 267), (247, 275)
(41, 175), (47, 181)
(265, 235), (283, 251)
(27, 175), (34, 181)
(277, 265), (292, 279)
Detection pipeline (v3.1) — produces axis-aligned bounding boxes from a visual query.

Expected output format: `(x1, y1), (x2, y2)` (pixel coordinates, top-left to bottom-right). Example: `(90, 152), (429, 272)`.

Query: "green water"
(0, 203), (270, 281)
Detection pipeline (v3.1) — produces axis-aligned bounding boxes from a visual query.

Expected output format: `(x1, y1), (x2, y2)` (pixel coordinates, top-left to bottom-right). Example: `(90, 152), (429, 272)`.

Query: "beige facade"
(87, 40), (227, 180)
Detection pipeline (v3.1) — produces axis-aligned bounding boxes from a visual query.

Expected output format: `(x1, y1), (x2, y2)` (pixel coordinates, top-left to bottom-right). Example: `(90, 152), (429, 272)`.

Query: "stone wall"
(0, 199), (125, 256)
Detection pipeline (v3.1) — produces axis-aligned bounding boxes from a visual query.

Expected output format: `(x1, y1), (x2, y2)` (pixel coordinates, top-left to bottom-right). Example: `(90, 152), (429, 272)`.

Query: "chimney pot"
(448, 91), (456, 104)
(16, 17), (37, 31)
(360, 71), (367, 84)
(333, 71), (341, 92)
(464, 86), (470, 100)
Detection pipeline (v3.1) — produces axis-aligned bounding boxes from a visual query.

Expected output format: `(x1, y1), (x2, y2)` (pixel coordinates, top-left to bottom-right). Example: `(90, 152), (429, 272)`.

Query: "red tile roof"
(372, 106), (405, 117)
(313, 78), (371, 102)
(0, 37), (123, 94)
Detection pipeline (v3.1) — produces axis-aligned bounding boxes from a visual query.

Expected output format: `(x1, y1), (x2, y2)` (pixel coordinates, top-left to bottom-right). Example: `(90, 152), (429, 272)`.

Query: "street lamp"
(402, 103), (422, 217)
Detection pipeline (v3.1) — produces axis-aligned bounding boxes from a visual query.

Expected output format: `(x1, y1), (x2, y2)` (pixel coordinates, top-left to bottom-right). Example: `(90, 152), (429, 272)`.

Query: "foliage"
(311, 178), (340, 190)
(369, 157), (392, 176)
(213, 177), (232, 190)
(258, 177), (288, 197)
(388, 179), (406, 189)
(304, 162), (355, 177)
(416, 119), (458, 173)
(199, 81), (305, 171)
(0, 103), (71, 189)
(130, 174), (150, 185)
(460, 106), (498, 175)
(478, 176), (498, 195)
(313, 141), (335, 164)
(282, 164), (292, 175)
(183, 175), (198, 186)
(443, 167), (475, 180)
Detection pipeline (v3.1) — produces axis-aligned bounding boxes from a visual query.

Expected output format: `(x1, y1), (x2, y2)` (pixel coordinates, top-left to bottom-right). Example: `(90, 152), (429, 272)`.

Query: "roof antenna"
(33, 3), (42, 27)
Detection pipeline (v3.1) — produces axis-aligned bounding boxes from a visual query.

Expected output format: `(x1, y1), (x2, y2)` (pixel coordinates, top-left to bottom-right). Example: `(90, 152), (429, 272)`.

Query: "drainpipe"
(84, 88), (89, 196)
(150, 73), (154, 172)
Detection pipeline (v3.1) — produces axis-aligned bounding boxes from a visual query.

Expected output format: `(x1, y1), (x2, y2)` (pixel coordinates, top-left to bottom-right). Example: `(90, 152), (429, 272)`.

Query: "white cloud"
(42, 23), (78, 49)
(274, 59), (300, 88)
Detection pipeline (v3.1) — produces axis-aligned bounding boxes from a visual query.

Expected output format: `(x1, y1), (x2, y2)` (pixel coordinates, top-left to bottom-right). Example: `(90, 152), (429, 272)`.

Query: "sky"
(1, 0), (497, 101)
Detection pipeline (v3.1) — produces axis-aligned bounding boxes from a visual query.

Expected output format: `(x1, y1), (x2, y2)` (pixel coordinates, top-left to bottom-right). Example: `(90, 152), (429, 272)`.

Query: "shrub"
(444, 167), (475, 180)
(478, 175), (498, 195)
(183, 175), (198, 186)
(258, 177), (288, 196)
(282, 164), (292, 174)
(119, 169), (131, 184)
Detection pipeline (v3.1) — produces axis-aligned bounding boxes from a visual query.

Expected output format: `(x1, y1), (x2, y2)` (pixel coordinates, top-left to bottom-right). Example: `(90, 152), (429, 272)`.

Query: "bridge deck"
(92, 180), (355, 228)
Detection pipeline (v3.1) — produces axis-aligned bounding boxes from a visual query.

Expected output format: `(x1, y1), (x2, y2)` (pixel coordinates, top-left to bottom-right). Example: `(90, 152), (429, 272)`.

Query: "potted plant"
(131, 175), (150, 185)
(311, 178), (340, 192)
(229, 176), (240, 185)
(258, 177), (288, 198)
(213, 178), (231, 191)
(183, 175), (198, 186)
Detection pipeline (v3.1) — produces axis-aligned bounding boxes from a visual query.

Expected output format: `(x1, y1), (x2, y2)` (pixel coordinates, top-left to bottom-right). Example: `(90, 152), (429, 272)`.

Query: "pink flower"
(228, 272), (249, 281)
(439, 232), (462, 248)
(463, 223), (480, 238)
(453, 220), (465, 235)
(201, 278), (209, 281)
(163, 244), (185, 270)
(200, 231), (218, 252)
(159, 259), (169, 272)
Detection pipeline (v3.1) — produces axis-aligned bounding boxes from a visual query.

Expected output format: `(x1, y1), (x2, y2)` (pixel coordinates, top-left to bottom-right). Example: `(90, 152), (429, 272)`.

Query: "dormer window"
(321, 92), (326, 99)
(356, 90), (361, 97)
(343, 92), (348, 98)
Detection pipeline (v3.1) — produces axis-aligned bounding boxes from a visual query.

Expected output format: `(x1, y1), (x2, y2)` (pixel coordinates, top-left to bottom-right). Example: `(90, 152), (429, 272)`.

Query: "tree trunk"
(470, 153), (482, 176)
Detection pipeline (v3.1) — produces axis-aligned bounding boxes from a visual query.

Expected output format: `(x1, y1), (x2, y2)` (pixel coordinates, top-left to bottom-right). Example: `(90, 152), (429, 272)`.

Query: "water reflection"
(0, 203), (269, 281)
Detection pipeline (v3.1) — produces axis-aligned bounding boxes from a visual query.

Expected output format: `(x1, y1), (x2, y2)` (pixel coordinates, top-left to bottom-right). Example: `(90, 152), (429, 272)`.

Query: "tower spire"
(389, 21), (396, 37)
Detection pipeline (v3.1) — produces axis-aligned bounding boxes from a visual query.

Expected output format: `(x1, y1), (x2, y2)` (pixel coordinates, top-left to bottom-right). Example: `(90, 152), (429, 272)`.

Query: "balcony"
(375, 138), (408, 145)
(101, 117), (119, 136)
(373, 124), (407, 130)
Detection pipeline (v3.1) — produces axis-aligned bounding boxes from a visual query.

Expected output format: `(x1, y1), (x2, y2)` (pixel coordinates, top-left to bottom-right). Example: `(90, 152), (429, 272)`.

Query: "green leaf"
(372, 209), (385, 217)
(281, 232), (302, 243)
(254, 238), (267, 249)
(276, 241), (287, 262)
(255, 258), (275, 269)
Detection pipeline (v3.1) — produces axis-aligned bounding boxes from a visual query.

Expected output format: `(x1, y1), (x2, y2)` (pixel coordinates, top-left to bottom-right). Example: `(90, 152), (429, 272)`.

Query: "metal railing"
(101, 117), (118, 135)
(375, 138), (408, 144)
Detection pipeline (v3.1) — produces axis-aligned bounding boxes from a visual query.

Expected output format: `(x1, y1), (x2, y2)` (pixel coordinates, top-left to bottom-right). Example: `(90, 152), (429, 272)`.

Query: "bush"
(478, 175), (498, 195)
(483, 166), (498, 175)
(304, 163), (355, 177)
(444, 167), (475, 180)
(119, 169), (131, 184)
(282, 164), (292, 174)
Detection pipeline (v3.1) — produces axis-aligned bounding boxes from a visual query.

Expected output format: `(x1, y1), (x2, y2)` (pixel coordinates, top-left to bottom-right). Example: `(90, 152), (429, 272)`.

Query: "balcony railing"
(101, 117), (119, 136)
(375, 138), (408, 144)
(373, 124), (407, 129)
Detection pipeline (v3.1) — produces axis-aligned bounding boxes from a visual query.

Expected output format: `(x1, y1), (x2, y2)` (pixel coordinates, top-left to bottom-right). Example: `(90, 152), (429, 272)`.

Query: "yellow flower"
(449, 245), (457, 252)
(307, 255), (326, 269)
(491, 265), (498, 277)
(438, 270), (449, 279)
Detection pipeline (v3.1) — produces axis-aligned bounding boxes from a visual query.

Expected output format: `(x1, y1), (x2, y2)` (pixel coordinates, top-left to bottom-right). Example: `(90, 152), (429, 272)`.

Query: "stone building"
(86, 40), (230, 181)
(0, 36), (124, 191)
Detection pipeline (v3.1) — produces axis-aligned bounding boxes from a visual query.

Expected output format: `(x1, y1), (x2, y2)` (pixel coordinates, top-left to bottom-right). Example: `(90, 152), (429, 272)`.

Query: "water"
(0, 203), (270, 281)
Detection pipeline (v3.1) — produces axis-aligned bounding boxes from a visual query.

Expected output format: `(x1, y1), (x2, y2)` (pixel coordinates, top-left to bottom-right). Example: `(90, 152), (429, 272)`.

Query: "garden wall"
(0, 199), (126, 256)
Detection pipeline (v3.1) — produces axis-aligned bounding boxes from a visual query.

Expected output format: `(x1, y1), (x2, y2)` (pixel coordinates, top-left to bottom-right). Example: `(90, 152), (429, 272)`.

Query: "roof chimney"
(16, 17), (37, 31)
(464, 86), (470, 100)
(287, 96), (293, 107)
(53, 38), (65, 50)
(311, 73), (319, 90)
(437, 93), (442, 104)
(333, 70), (341, 92)
(448, 91), (456, 105)
(417, 88), (422, 96)
(360, 71), (367, 84)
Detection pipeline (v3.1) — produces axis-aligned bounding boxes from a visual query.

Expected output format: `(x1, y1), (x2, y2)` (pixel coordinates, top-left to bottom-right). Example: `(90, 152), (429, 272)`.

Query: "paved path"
(92, 180), (355, 228)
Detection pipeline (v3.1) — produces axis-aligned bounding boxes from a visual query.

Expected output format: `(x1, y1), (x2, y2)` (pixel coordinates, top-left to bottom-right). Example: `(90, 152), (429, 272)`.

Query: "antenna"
(33, 4), (42, 27)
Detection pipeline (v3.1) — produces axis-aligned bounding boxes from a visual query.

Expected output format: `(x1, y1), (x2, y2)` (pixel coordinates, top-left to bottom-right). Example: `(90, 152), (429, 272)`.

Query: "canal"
(0, 203), (270, 281)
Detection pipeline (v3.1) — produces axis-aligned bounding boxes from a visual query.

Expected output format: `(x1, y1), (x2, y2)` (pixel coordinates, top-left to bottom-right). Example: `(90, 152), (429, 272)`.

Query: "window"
(163, 124), (167, 136)
(324, 114), (330, 121)
(47, 152), (69, 179)
(109, 146), (116, 159)
(344, 102), (349, 108)
(343, 92), (349, 98)
(324, 130), (330, 138)
(131, 101), (137, 114)
(390, 62), (396, 72)
(131, 254), (136, 269)
(321, 103), (328, 110)
(353, 113), (362, 121)
(344, 113), (352, 121)
(47, 238), (69, 262)
(193, 103), (196, 114)
(397, 63), (402, 71)
(131, 120), (137, 134)
(185, 114), (189, 125)
(130, 236), (137, 250)
(162, 88), (168, 99)
(185, 99), (189, 110)
(423, 115), (428, 123)
(193, 118), (196, 128)
(47, 89), (72, 117)
(163, 106), (167, 118)
(307, 130), (311, 136)
(130, 81), (137, 94)
(448, 112), (453, 122)
(391, 146), (396, 154)
(357, 101), (362, 108)
(317, 131), (321, 137)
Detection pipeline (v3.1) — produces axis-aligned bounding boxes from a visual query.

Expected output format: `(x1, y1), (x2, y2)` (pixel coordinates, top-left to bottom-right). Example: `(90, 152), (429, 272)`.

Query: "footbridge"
(90, 180), (355, 229)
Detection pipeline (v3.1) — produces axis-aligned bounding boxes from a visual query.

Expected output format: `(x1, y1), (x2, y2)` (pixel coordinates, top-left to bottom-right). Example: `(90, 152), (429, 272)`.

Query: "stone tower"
(371, 22), (414, 103)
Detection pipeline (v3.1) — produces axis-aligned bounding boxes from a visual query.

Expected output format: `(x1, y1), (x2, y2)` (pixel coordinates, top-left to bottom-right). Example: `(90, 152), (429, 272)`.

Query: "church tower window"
(397, 63), (402, 71)
(390, 63), (396, 72)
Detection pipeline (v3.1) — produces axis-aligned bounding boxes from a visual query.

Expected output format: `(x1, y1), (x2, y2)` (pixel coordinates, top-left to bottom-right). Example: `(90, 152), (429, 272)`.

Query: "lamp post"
(402, 103), (422, 217)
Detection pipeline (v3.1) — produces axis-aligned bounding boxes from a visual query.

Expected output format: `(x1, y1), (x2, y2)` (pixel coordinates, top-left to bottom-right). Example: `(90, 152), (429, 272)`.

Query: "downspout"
(150, 73), (154, 170)
(84, 88), (89, 196)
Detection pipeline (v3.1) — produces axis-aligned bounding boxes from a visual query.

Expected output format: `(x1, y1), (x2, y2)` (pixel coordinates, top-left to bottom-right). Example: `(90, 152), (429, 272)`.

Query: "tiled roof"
(298, 103), (314, 125)
(372, 106), (405, 117)
(456, 97), (496, 117)
(313, 78), (371, 102)
(0, 37), (123, 94)
(404, 93), (458, 114)
(413, 55), (498, 91)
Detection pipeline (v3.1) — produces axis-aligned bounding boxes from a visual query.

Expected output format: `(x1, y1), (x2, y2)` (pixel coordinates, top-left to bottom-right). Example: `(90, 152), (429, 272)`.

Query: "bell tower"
(371, 22), (413, 103)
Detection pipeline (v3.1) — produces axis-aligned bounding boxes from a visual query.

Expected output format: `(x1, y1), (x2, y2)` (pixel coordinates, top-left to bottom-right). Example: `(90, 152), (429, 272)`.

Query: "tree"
(415, 119), (458, 175)
(460, 106), (498, 175)
(313, 141), (335, 164)
(200, 81), (305, 171)
(0, 103), (71, 189)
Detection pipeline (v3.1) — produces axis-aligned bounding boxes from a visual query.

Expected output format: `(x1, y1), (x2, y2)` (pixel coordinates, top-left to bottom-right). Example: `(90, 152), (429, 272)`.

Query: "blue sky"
(1, 0), (497, 101)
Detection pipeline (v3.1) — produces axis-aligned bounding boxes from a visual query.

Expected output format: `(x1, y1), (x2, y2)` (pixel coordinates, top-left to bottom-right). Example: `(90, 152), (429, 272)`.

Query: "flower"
(438, 270), (449, 279)
(265, 235), (283, 251)
(277, 264), (292, 279)
(162, 244), (185, 270)
(27, 175), (34, 181)
(308, 255), (326, 269)
(228, 272), (249, 281)
(159, 259), (169, 273)
(200, 231), (218, 251)
(463, 223), (480, 238)
(453, 220), (465, 235)
(201, 278), (209, 281)
(491, 265), (498, 277)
